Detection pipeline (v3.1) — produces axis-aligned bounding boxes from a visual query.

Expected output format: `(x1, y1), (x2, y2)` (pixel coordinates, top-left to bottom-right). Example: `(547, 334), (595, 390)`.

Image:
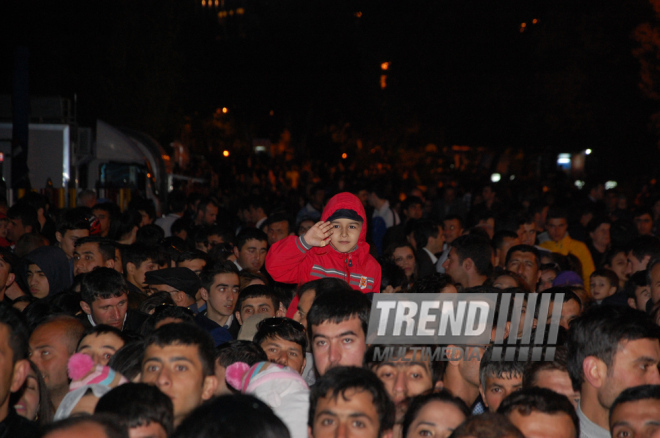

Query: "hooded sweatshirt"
(266, 192), (381, 300)
(22, 246), (72, 297)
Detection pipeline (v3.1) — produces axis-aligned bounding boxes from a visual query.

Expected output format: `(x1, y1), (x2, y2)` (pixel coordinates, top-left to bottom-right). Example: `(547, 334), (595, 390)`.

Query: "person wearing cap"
(145, 267), (202, 311)
(266, 192), (381, 318)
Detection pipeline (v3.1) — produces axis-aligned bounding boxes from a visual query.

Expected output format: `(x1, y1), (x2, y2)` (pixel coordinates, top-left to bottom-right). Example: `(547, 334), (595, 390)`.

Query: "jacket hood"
(321, 192), (368, 245)
(23, 246), (72, 296)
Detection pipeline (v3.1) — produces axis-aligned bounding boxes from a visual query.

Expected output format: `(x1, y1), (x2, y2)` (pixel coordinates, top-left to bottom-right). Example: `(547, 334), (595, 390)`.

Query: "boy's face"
(329, 219), (362, 253)
(259, 335), (306, 374)
(27, 263), (49, 298)
(480, 373), (523, 413)
(590, 275), (616, 301)
(203, 273), (240, 318)
(546, 218), (568, 242)
(236, 296), (276, 325)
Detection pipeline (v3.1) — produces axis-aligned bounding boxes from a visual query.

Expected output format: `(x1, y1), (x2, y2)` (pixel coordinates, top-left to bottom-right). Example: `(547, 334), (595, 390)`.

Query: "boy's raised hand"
(304, 221), (333, 247)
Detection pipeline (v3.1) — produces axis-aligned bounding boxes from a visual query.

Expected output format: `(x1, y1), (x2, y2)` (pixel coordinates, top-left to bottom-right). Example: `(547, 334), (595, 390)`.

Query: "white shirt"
(372, 201), (399, 228)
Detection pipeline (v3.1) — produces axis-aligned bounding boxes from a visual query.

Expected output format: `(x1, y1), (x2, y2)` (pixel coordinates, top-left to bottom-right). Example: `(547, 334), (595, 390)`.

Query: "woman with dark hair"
(385, 242), (418, 292)
(12, 360), (54, 426)
(402, 391), (470, 438)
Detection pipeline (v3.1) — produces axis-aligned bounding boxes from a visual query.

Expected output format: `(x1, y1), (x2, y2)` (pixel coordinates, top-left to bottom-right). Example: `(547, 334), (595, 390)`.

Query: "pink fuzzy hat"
(67, 353), (128, 391)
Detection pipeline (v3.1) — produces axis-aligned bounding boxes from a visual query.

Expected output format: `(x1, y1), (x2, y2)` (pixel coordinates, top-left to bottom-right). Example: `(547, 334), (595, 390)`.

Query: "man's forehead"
(94, 293), (128, 304)
(144, 343), (202, 361)
(242, 239), (267, 249)
(313, 316), (363, 334)
(77, 242), (100, 252)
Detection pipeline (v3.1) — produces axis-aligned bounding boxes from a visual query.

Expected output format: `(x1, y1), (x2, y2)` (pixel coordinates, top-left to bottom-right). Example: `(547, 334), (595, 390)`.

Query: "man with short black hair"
(73, 236), (117, 276)
(95, 382), (174, 438)
(213, 340), (267, 395)
(55, 208), (91, 260)
(413, 219), (445, 279)
(0, 248), (16, 302)
(264, 212), (292, 246)
(567, 306), (660, 437)
(233, 228), (268, 273)
(140, 323), (218, 427)
(6, 203), (39, 244)
(196, 262), (240, 342)
(247, 196), (269, 230)
(79, 267), (148, 332)
(443, 234), (491, 288)
(308, 366), (395, 438)
(493, 230), (520, 269)
(626, 235), (660, 277)
(155, 190), (187, 237)
(122, 244), (160, 307)
(307, 288), (370, 376)
(254, 317), (307, 374)
(498, 387), (579, 438)
(523, 346), (580, 408)
(609, 384), (660, 438)
(505, 244), (541, 292)
(194, 198), (219, 227)
(42, 413), (127, 438)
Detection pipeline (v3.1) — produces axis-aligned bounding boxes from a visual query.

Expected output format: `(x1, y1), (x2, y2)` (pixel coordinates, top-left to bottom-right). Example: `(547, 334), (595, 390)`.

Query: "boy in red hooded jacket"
(266, 192), (381, 315)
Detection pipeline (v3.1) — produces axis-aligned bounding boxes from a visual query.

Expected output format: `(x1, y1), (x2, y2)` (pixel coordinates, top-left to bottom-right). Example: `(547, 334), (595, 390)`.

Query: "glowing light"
(380, 74), (387, 89)
(381, 62), (390, 71)
(574, 180), (585, 189)
(222, 107), (228, 113)
(237, 8), (245, 14)
(605, 181), (618, 190)
(147, 173), (151, 178)
(223, 150), (230, 157)
(585, 148), (592, 155)
(521, 22), (527, 28)
(532, 18), (538, 24)
(557, 153), (571, 165)
(342, 153), (347, 159)
(510, 175), (515, 181)
(202, 0), (206, 5)
(269, 110), (274, 116)
(355, 11), (362, 18)
(491, 173), (501, 183)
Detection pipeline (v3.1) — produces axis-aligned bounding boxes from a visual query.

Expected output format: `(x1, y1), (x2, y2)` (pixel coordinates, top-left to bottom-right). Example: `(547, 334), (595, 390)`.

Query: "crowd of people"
(0, 174), (659, 438)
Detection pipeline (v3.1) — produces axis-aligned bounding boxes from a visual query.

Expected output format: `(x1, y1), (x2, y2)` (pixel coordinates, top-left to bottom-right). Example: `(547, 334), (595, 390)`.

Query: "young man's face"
(234, 239), (267, 272)
(597, 338), (660, 409)
(267, 220), (290, 245)
(178, 258), (206, 276)
(532, 369), (580, 409)
(202, 273), (240, 318)
(259, 335), (306, 374)
(92, 209), (110, 237)
(81, 293), (129, 330)
(201, 205), (218, 226)
(329, 219), (362, 253)
(517, 223), (536, 246)
(630, 285), (652, 310)
(627, 252), (650, 277)
(610, 398), (660, 438)
(635, 213), (654, 236)
(443, 219), (463, 244)
(73, 242), (114, 276)
(546, 218), (568, 242)
(310, 389), (382, 438)
(56, 229), (89, 259)
(26, 264), (49, 299)
(590, 276), (616, 301)
(405, 203), (424, 220)
(6, 217), (27, 242)
(505, 251), (540, 291)
(128, 259), (159, 291)
(480, 374), (523, 413)
(443, 248), (466, 287)
(372, 352), (436, 422)
(311, 316), (366, 376)
(141, 343), (216, 426)
(508, 410), (576, 438)
(236, 296), (276, 325)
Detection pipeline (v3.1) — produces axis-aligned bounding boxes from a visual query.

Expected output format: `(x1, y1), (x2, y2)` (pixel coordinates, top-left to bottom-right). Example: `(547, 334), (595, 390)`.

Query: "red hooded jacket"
(266, 193), (381, 315)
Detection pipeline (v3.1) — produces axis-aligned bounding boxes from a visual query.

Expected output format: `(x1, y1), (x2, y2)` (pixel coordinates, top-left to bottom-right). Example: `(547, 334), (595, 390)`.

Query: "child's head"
(589, 269), (619, 301)
(327, 210), (363, 253)
(479, 345), (525, 413)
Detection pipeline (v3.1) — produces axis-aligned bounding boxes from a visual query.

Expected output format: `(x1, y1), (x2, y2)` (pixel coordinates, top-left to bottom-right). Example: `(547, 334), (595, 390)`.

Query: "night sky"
(3, 0), (659, 176)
